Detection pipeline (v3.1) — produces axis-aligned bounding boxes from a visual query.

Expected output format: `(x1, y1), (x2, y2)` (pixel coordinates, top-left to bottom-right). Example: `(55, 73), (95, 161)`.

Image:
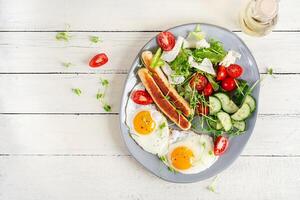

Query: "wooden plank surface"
(0, 114), (299, 156)
(0, 156), (299, 200)
(0, 32), (299, 73)
(0, 74), (296, 114)
(0, 0), (299, 199)
(0, 0), (299, 31)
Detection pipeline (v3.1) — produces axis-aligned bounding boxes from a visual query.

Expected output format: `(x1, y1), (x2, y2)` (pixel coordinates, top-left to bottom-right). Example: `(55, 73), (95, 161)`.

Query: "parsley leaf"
(72, 88), (82, 96)
(90, 36), (102, 44)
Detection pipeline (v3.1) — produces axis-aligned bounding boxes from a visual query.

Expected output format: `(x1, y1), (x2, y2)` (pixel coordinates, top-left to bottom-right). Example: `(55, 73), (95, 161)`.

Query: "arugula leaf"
(192, 39), (226, 64)
(56, 32), (71, 42)
(72, 88), (82, 96)
(89, 36), (102, 44)
(170, 49), (191, 78)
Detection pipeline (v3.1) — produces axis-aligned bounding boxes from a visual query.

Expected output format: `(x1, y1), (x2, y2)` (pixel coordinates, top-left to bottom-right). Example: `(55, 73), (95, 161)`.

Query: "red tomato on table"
(157, 31), (176, 51)
(89, 53), (108, 68)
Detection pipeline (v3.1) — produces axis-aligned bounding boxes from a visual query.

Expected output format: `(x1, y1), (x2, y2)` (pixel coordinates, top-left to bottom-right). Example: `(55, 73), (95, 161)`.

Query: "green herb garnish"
(97, 78), (112, 112)
(62, 62), (74, 68)
(159, 122), (166, 130)
(96, 92), (104, 99)
(72, 88), (82, 96)
(56, 32), (71, 42)
(100, 78), (109, 87)
(103, 104), (111, 112)
(90, 36), (102, 44)
(207, 176), (218, 193)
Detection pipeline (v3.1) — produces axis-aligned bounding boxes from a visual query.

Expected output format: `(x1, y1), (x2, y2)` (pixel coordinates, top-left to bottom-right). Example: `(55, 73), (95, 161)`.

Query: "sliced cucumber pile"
(214, 93), (239, 114)
(202, 92), (256, 134)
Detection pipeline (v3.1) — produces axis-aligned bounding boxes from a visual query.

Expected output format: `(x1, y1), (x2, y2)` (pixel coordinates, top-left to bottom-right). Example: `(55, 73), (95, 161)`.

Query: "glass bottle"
(239, 0), (279, 36)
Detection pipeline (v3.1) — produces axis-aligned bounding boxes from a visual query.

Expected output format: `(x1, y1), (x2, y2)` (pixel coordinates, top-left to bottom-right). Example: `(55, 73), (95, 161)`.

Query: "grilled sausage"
(138, 68), (191, 130)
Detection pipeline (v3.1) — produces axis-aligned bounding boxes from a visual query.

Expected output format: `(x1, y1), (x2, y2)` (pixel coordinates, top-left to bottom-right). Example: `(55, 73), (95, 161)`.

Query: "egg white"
(164, 130), (218, 174)
(125, 83), (170, 156)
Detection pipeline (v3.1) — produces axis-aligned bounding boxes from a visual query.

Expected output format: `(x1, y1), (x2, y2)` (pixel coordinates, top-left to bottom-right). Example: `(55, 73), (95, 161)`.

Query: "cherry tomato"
(214, 136), (229, 156)
(131, 90), (153, 105)
(197, 103), (209, 116)
(216, 66), (227, 81)
(157, 31), (176, 51)
(203, 83), (213, 96)
(89, 53), (108, 68)
(190, 74), (208, 92)
(221, 77), (236, 91)
(227, 64), (243, 78)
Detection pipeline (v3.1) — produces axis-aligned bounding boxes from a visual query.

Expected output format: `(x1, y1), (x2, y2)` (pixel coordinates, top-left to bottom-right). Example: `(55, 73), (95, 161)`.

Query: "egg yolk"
(133, 111), (156, 135)
(171, 146), (195, 170)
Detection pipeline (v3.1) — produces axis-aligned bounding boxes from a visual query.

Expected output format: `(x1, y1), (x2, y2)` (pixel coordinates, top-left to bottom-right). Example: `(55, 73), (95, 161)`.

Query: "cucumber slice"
(209, 96), (221, 115)
(207, 118), (223, 130)
(217, 111), (232, 131)
(214, 93), (239, 114)
(243, 95), (256, 112)
(231, 103), (251, 121)
(233, 120), (246, 131)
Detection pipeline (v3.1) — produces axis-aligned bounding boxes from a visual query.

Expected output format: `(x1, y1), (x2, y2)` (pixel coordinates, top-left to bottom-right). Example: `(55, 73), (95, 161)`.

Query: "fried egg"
(126, 83), (170, 156)
(163, 130), (218, 174)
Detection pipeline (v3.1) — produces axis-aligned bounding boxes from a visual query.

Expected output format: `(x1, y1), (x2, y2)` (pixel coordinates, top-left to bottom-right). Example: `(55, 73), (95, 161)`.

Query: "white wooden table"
(0, 0), (299, 199)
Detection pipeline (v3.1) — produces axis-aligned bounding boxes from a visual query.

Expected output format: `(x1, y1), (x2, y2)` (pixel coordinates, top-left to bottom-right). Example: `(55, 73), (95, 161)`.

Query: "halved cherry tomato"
(214, 136), (229, 156)
(216, 66), (227, 81)
(221, 77), (236, 91)
(203, 82), (213, 96)
(157, 31), (176, 51)
(227, 64), (243, 78)
(131, 90), (153, 105)
(190, 74), (208, 92)
(89, 53), (108, 68)
(197, 103), (209, 116)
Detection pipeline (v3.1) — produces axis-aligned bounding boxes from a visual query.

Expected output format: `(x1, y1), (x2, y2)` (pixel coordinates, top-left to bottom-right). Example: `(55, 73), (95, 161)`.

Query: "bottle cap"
(253, 0), (278, 22)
